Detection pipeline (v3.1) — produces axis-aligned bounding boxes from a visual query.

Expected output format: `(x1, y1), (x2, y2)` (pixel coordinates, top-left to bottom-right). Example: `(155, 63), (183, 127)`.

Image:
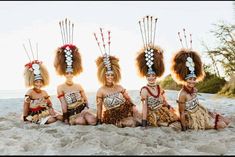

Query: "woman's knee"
(85, 114), (97, 125)
(47, 117), (57, 124)
(75, 117), (87, 125)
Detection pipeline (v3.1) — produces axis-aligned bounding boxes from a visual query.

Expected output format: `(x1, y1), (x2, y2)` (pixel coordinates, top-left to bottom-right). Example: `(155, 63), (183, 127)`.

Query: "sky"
(0, 1), (234, 94)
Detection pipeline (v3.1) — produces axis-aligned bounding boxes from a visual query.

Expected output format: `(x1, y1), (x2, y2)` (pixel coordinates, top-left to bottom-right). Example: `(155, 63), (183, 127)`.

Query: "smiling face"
(105, 73), (114, 85)
(33, 79), (43, 90)
(185, 77), (196, 88)
(146, 73), (157, 84)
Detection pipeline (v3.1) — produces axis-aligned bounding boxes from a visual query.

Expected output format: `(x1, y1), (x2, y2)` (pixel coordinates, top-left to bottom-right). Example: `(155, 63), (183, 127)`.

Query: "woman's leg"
(46, 117), (57, 124)
(56, 114), (63, 121)
(75, 116), (87, 125)
(220, 116), (230, 126)
(132, 106), (142, 125)
(84, 112), (97, 125)
(117, 117), (137, 128)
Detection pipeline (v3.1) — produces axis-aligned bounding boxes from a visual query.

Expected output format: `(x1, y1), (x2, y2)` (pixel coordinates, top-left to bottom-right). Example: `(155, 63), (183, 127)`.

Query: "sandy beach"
(0, 90), (235, 155)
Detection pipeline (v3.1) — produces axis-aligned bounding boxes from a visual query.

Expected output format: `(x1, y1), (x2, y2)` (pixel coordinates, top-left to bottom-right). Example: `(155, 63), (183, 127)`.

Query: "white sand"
(0, 90), (235, 155)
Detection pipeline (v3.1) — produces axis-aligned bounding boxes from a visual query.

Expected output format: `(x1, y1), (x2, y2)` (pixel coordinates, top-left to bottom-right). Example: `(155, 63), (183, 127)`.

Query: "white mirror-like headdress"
(138, 16), (158, 75)
(93, 28), (113, 74)
(23, 40), (42, 81)
(177, 29), (196, 80)
(59, 18), (75, 73)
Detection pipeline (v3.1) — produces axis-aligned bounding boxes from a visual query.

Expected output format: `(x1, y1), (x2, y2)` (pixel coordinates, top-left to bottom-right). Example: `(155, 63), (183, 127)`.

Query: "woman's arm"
(57, 86), (68, 123)
(23, 90), (32, 121)
(78, 85), (89, 108)
(96, 89), (103, 124)
(119, 85), (134, 105)
(140, 88), (148, 127)
(23, 96), (30, 121)
(43, 91), (56, 116)
(178, 93), (187, 131)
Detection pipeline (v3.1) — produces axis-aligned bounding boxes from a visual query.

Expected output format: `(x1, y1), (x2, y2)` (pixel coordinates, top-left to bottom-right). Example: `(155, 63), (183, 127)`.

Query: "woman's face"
(65, 72), (74, 82)
(186, 77), (196, 88)
(146, 74), (157, 84)
(105, 73), (114, 84)
(33, 79), (43, 89)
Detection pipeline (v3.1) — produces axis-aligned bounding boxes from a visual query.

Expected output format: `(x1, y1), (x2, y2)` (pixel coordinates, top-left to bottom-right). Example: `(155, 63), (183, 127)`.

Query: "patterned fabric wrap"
(147, 106), (179, 127)
(64, 91), (86, 124)
(26, 97), (51, 124)
(142, 85), (179, 127)
(184, 98), (214, 130)
(102, 92), (134, 125)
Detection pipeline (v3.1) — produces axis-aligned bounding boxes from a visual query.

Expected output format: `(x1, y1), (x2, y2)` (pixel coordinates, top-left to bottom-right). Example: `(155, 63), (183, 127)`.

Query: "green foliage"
(203, 21), (235, 78)
(160, 72), (226, 94)
(159, 74), (181, 90)
(196, 72), (226, 93)
(218, 75), (235, 97)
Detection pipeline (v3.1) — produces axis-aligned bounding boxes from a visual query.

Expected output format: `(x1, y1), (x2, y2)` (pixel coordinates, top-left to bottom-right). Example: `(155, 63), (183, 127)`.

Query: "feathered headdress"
(136, 15), (165, 77)
(93, 28), (121, 84)
(171, 29), (205, 84)
(54, 18), (83, 76)
(23, 40), (49, 87)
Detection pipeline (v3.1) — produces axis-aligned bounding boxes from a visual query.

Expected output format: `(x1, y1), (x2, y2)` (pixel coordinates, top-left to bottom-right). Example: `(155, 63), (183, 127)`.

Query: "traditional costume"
(94, 28), (135, 126)
(136, 16), (179, 127)
(23, 40), (53, 124)
(54, 18), (87, 124)
(171, 29), (220, 130)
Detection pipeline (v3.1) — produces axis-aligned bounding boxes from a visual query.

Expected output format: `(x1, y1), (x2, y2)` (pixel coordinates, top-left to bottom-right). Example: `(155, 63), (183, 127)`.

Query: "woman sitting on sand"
(135, 16), (181, 129)
(54, 18), (97, 125)
(171, 29), (230, 131)
(22, 41), (62, 125)
(94, 28), (141, 127)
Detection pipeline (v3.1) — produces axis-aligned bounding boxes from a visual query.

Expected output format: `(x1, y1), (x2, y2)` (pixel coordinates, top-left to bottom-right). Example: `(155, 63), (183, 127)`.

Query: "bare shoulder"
(75, 83), (85, 91)
(116, 84), (124, 91)
(25, 89), (33, 96)
(41, 90), (49, 97)
(140, 86), (148, 95)
(57, 83), (65, 89)
(178, 89), (186, 102)
(97, 86), (104, 93)
(57, 84), (65, 94)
